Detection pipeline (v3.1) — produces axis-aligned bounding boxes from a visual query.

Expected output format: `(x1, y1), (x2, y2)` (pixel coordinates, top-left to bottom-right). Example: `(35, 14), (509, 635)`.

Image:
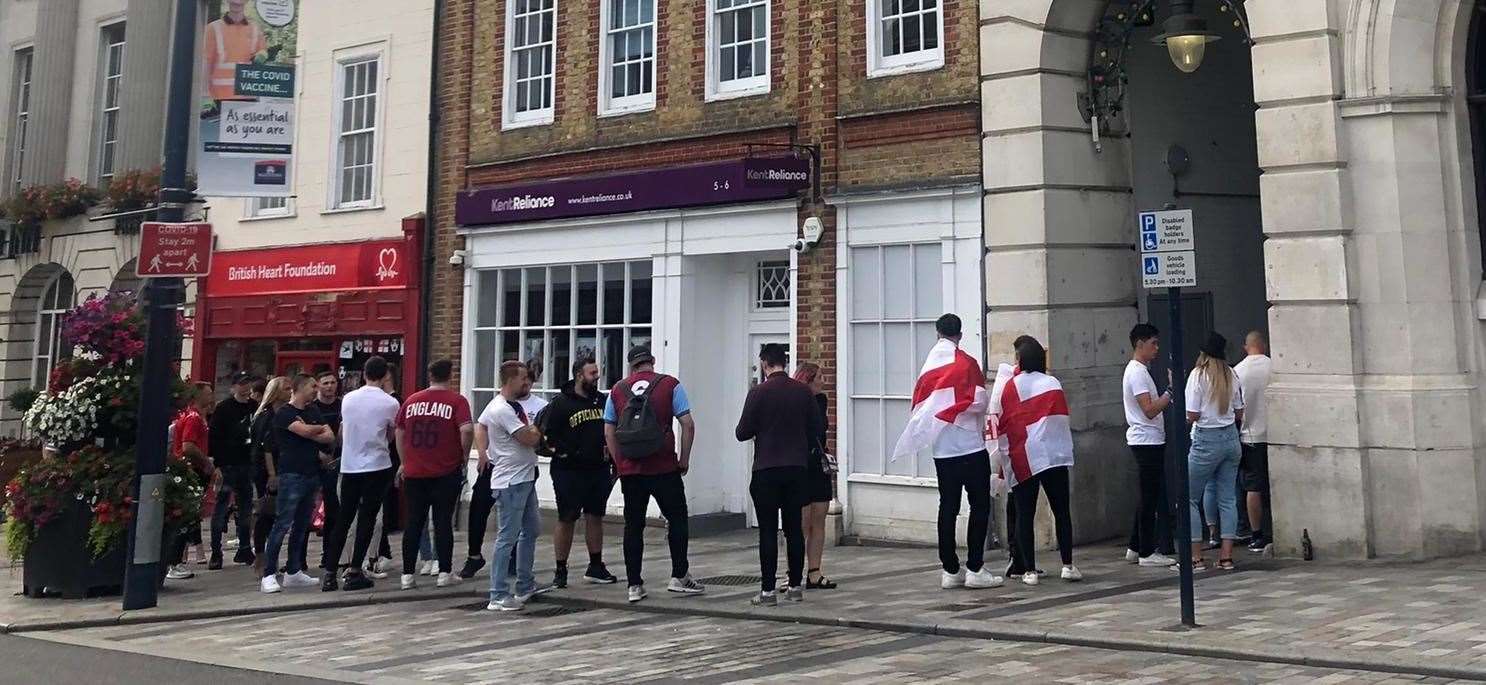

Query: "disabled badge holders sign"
(1138, 209), (1197, 288)
(138, 222), (214, 278)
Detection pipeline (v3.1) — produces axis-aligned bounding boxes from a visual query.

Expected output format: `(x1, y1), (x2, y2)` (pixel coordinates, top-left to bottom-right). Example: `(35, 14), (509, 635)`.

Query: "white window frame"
(865, 0), (944, 78)
(503, 0), (558, 129)
(245, 196), (292, 219)
(8, 47), (33, 195)
(33, 271), (74, 390)
(96, 23), (127, 184)
(753, 259), (790, 310)
(705, 0), (770, 101)
(468, 261), (654, 413)
(597, 0), (657, 117)
(328, 46), (386, 211)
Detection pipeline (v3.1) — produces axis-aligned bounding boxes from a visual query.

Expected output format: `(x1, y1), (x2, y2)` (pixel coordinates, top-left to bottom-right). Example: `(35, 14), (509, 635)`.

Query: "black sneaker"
(457, 556), (486, 580)
(321, 575), (338, 592)
(233, 549), (256, 566)
(583, 563), (618, 584)
(342, 573), (375, 591)
(1248, 534), (1269, 553)
(207, 553), (223, 571)
(553, 566), (568, 589)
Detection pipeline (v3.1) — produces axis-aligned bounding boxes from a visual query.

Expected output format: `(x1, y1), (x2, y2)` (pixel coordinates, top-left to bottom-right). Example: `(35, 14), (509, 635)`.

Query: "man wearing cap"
(603, 346), (705, 603)
(209, 372), (260, 569)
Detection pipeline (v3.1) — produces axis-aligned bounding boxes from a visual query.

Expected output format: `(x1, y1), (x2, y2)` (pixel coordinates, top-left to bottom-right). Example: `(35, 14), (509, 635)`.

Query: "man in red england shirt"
(395, 359), (474, 590)
(168, 382), (216, 581)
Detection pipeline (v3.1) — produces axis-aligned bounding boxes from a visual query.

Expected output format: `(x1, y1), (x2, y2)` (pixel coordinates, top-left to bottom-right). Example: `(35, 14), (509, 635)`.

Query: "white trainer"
(1139, 553), (1179, 567)
(1061, 565), (1083, 582)
(282, 571), (318, 589)
(1021, 571), (1040, 586)
(364, 557), (391, 579)
(1124, 549), (1140, 564)
(400, 573), (417, 590)
(260, 576), (282, 594)
(420, 560), (438, 576)
(437, 572), (461, 588)
(965, 568), (1005, 589)
(941, 569), (966, 589)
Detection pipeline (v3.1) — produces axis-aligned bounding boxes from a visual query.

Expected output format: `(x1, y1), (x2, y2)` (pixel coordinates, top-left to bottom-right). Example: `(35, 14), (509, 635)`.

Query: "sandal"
(1217, 558), (1235, 571)
(805, 569), (837, 589)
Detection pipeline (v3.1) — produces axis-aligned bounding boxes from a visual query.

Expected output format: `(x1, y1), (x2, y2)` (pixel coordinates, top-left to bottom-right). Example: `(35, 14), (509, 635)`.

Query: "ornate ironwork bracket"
(1078, 0), (1253, 153)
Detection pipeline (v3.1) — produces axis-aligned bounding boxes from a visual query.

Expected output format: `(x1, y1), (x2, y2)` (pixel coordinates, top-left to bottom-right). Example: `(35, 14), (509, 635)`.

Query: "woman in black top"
(793, 363), (836, 589)
(250, 377), (291, 572)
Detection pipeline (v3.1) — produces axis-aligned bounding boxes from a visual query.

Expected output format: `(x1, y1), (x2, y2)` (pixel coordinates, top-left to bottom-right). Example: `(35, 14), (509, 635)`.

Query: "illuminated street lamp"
(1152, 0), (1220, 73)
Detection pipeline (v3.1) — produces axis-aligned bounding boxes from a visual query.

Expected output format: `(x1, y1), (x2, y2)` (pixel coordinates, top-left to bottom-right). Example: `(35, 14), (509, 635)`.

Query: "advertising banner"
(454, 156), (812, 227)
(197, 0), (299, 197)
(205, 240), (410, 296)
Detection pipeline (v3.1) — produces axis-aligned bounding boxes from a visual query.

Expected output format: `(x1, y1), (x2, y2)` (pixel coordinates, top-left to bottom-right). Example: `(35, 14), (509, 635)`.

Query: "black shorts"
(1240, 443), (1269, 493)
(805, 452), (833, 504)
(552, 468), (615, 523)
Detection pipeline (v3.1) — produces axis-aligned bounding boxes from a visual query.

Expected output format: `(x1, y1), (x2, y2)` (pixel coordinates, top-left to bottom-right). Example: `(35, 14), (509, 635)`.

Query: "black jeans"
(467, 463), (495, 557)
(1127, 445), (1171, 557)
(210, 464), (254, 557)
(325, 468), (393, 575)
(750, 466), (806, 592)
(402, 471), (461, 574)
(620, 471), (690, 587)
(933, 450), (991, 574)
(1011, 466), (1073, 572)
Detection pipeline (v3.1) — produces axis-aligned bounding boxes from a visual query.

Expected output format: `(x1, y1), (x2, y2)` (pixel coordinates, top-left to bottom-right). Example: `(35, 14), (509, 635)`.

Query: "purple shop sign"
(455, 156), (811, 227)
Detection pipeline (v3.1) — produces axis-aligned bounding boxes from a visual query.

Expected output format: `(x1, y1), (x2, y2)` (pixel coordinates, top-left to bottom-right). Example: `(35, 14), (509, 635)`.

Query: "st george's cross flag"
(892, 339), (989, 461)
(992, 365), (1074, 488)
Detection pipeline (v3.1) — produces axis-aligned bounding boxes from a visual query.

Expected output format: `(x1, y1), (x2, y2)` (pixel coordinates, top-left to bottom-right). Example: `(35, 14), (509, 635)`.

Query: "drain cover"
(697, 574), (763, 587)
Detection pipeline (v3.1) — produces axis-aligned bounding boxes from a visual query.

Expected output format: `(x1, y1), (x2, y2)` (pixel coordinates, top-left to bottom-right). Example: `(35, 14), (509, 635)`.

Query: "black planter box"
(22, 499), (127, 599)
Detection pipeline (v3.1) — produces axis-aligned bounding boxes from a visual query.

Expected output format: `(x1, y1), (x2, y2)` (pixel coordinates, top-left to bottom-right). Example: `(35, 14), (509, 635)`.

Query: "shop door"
(277, 352), (336, 379)
(743, 334), (790, 528)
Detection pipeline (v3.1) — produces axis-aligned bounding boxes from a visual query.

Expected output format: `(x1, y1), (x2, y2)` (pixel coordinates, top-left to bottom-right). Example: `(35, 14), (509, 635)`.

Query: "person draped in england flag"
(892, 314), (1004, 591)
(988, 337), (1080, 586)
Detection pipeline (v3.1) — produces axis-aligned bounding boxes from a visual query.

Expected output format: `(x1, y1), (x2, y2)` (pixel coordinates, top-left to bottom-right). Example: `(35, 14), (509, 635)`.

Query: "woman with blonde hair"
(1184, 333), (1245, 570)
(250, 376), (292, 570)
(792, 362), (836, 589)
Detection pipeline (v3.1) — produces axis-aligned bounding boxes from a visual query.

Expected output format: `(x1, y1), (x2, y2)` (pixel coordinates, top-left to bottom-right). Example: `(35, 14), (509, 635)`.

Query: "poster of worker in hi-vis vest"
(197, 0), (298, 197)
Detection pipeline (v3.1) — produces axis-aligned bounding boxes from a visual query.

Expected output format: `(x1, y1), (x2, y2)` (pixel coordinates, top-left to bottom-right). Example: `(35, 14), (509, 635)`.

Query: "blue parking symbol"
(1143, 256), (1161, 275)
(1140, 213), (1157, 232)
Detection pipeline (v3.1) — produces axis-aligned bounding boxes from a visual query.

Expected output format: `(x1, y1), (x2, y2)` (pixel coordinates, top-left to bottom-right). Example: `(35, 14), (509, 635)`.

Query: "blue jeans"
(1188, 425), (1241, 542)
(261, 472), (321, 577)
(488, 480), (540, 602)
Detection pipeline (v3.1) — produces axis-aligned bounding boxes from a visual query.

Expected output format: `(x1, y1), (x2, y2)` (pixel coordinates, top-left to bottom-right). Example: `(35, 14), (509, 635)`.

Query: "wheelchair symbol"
(1142, 232), (1158, 251)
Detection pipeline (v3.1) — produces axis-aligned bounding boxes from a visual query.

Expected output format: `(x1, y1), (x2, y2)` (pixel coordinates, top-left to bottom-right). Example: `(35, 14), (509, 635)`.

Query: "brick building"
(431, 0), (983, 538)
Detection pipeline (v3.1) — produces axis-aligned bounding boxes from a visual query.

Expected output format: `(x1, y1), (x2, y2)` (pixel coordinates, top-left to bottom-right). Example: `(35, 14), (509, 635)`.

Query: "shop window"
(471, 261), (653, 413)
(755, 260), (789, 309)
(598, 0), (656, 116)
(8, 47), (32, 196)
(95, 23), (126, 185)
(707, 0), (769, 100)
(331, 50), (383, 209)
(847, 243), (942, 479)
(33, 271), (75, 389)
(247, 196), (291, 218)
(865, 0), (943, 78)
(1467, 6), (1486, 275)
(504, 0), (557, 129)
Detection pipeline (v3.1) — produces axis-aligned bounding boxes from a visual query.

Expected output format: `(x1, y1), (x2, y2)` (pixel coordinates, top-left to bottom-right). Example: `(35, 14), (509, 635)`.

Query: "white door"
(743, 334), (790, 527)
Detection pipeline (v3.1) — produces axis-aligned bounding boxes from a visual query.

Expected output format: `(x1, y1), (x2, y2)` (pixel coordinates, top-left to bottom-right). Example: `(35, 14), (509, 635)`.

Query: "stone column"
(20, 0), (80, 186)
(115, 0), (174, 173)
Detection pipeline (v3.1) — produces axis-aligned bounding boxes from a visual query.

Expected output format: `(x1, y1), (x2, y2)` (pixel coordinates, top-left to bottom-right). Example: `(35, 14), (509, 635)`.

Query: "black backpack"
(614, 376), (671, 460)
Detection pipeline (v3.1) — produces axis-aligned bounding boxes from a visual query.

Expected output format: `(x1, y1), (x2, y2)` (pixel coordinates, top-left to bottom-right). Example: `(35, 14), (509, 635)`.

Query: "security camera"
(792, 216), (825, 253)
(448, 249), (467, 267)
(791, 238), (815, 253)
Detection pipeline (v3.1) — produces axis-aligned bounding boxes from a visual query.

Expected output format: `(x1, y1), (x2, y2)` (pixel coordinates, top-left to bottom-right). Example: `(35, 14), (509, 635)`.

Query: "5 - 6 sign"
(137, 222), (214, 278)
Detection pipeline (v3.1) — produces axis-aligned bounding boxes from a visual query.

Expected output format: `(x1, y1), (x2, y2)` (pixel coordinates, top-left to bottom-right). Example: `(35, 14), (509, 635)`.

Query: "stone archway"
(1, 263), (73, 428)
(110, 258), (142, 296)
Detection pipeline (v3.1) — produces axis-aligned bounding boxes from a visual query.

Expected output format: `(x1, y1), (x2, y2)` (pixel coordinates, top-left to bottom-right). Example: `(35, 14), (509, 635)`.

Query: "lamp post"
(1153, 0), (1219, 73)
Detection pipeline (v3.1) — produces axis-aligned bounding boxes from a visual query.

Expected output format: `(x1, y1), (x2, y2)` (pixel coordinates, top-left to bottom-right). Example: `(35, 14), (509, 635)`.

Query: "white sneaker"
(400, 574), (417, 590)
(627, 584), (647, 603)
(1125, 549), (1140, 564)
(420, 560), (438, 576)
(437, 572), (461, 588)
(1021, 571), (1040, 586)
(282, 571), (317, 589)
(1139, 553), (1178, 567)
(364, 557), (391, 579)
(487, 596), (525, 612)
(166, 564), (194, 580)
(941, 569), (966, 589)
(965, 568), (1005, 589)
(259, 576), (282, 594)
(1061, 565), (1083, 582)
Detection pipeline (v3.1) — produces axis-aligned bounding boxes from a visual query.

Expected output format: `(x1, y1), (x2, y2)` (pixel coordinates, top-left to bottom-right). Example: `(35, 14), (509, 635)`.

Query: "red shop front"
(193, 218), (424, 397)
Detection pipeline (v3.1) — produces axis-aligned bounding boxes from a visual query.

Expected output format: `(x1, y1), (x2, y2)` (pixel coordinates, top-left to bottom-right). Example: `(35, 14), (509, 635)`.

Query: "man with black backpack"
(603, 346), (705, 603)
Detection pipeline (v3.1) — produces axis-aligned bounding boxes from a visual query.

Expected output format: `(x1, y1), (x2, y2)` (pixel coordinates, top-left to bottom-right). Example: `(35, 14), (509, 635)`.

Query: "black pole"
(122, 0), (196, 611)
(1167, 286), (1196, 627)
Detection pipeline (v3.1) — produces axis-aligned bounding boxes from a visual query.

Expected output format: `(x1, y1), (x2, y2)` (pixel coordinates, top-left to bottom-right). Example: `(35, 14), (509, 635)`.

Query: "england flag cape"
(891, 339), (988, 461)
(991, 363), (1074, 488)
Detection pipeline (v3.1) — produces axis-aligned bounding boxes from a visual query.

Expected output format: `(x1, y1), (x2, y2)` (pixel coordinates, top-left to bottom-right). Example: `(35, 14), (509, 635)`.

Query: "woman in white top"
(1184, 332), (1244, 570)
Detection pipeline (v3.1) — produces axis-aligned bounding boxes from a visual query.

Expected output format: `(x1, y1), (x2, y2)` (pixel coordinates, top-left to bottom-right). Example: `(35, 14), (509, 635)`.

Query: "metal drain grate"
(697, 574), (763, 587)
(453, 601), (592, 618)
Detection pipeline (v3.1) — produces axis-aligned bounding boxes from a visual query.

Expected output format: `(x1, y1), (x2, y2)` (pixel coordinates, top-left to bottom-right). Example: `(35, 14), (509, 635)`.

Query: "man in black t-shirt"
(310, 372), (343, 571)
(209, 372), (259, 569)
(262, 374), (336, 594)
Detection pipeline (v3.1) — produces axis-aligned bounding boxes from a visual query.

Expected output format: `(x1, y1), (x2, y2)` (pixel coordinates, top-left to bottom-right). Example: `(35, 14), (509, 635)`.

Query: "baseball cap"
(231, 371), (257, 386)
(626, 345), (655, 367)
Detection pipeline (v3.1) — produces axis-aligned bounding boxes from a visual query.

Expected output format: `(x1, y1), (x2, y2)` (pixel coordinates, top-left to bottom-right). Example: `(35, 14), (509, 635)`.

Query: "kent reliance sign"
(455, 156), (811, 226)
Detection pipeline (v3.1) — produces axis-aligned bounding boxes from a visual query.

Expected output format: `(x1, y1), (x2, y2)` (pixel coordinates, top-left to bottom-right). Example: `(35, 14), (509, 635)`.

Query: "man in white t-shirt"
(1122, 324), (1177, 567)
(477, 361), (546, 612)
(324, 356), (401, 591)
(1234, 330), (1273, 553)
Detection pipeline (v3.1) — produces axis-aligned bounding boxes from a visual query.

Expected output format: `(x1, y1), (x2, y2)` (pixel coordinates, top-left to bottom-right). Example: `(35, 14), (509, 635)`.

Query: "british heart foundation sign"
(204, 240), (409, 296)
(138, 222), (214, 278)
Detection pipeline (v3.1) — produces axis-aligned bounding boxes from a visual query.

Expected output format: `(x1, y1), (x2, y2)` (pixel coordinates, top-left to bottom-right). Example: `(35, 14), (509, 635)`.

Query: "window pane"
(914, 243), (942, 316)
(721, 48), (735, 81)
(884, 323), (914, 395)
(641, 0), (653, 24)
(550, 266), (572, 326)
(524, 267), (546, 326)
(904, 14), (921, 53)
(882, 245), (912, 319)
(754, 6), (766, 36)
(601, 330), (625, 387)
(477, 270), (501, 327)
(884, 18), (901, 56)
(852, 324), (882, 395)
(576, 264), (599, 324)
(851, 400), (883, 476)
(502, 268), (522, 326)
(923, 12), (939, 49)
(629, 327), (652, 356)
(631, 261), (653, 324)
(473, 391), (495, 418)
(575, 329), (599, 371)
(552, 330), (571, 387)
(522, 335), (544, 374)
(475, 330), (497, 388)
(851, 247), (882, 320)
(603, 264), (626, 324)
